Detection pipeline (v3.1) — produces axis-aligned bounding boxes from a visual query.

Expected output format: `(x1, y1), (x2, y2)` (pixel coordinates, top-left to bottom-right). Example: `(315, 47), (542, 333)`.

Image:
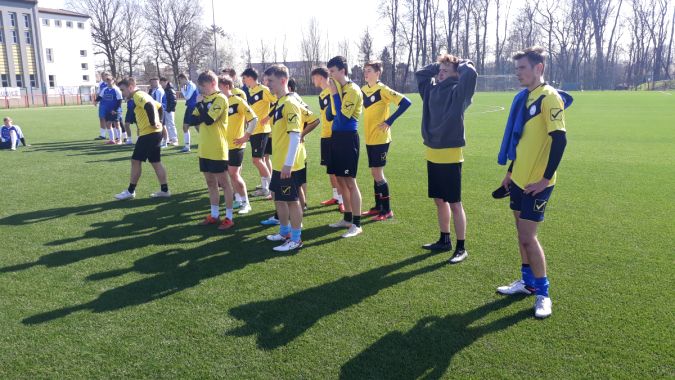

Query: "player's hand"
(234, 133), (250, 146)
(281, 166), (292, 179)
(197, 94), (204, 102)
(501, 172), (512, 190)
(154, 122), (162, 130)
(378, 122), (391, 132)
(328, 79), (338, 95)
(260, 116), (270, 125)
(524, 178), (550, 196)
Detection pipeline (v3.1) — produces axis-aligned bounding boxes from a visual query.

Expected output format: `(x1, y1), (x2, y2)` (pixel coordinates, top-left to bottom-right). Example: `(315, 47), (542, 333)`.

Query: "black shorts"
(329, 131), (360, 178)
(366, 143), (390, 168)
(264, 136), (273, 155)
(199, 157), (227, 173)
(105, 109), (122, 122)
(250, 133), (269, 158)
(132, 132), (162, 163)
(227, 148), (245, 167)
(320, 137), (331, 167)
(509, 183), (554, 222)
(296, 164), (307, 185)
(427, 161), (462, 203)
(183, 108), (198, 126)
(269, 170), (300, 202)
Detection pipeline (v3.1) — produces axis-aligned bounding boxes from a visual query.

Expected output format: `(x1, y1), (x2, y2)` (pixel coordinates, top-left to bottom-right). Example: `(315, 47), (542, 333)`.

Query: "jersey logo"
(524, 95), (545, 123)
(281, 186), (291, 195)
(228, 103), (239, 115)
(319, 95), (330, 110)
(344, 102), (354, 109)
(534, 199), (547, 213)
(362, 89), (382, 108)
(287, 113), (298, 123)
(550, 108), (563, 121)
(248, 92), (263, 105)
(381, 151), (388, 162)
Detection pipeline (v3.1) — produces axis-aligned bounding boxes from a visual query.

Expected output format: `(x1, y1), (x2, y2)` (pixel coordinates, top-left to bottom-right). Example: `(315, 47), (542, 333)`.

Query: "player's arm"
(143, 101), (159, 126)
(281, 104), (303, 179)
(331, 87), (358, 127)
(381, 87), (412, 130)
(452, 60), (478, 104)
(525, 96), (567, 195)
(300, 110), (320, 141)
(415, 63), (440, 100)
(236, 103), (259, 145)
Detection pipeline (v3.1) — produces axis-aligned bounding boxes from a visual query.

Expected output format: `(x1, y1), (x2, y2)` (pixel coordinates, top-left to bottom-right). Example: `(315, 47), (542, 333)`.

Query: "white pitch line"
(658, 91), (672, 96)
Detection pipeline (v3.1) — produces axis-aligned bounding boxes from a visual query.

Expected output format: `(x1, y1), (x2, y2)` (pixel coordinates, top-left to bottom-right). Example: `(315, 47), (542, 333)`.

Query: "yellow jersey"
(247, 84), (276, 135)
(132, 91), (162, 136)
(192, 91), (229, 161)
(318, 87), (334, 138)
(232, 87), (247, 100)
(361, 81), (405, 145)
(227, 94), (256, 149)
(270, 94), (305, 172)
(425, 147), (464, 164)
(512, 84), (567, 188)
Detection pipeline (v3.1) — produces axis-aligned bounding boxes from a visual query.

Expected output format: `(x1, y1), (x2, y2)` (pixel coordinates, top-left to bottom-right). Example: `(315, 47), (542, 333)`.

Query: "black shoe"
(94, 136), (106, 140)
(492, 185), (510, 199)
(448, 249), (468, 264)
(422, 241), (452, 252)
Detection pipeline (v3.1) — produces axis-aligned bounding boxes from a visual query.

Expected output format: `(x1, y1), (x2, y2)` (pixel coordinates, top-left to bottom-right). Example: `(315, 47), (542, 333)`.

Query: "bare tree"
(379, 0), (400, 89)
(119, 0), (144, 77)
(494, 0), (512, 74)
(184, 25), (212, 76)
(259, 39), (270, 71)
(144, 0), (203, 81)
(358, 28), (374, 64)
(67, 0), (124, 77)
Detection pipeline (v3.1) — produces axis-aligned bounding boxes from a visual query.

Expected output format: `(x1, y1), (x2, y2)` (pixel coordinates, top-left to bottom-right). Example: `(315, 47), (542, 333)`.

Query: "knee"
(449, 202), (464, 214)
(518, 233), (536, 249)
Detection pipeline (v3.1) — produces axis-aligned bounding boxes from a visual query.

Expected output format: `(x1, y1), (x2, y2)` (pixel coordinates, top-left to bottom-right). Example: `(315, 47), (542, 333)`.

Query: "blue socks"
(521, 264), (535, 288)
(534, 277), (550, 297)
(290, 228), (302, 243)
(280, 224), (291, 237)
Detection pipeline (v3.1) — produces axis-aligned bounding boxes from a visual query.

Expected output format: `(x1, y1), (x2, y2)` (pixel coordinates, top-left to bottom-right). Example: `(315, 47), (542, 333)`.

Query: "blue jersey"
(97, 81), (108, 97)
(183, 81), (198, 109)
(101, 86), (123, 111)
(0, 125), (18, 141)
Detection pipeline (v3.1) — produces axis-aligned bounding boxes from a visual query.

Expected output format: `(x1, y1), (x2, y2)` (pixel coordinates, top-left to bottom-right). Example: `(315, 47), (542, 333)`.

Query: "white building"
(0, 0), (95, 101)
(38, 7), (95, 93)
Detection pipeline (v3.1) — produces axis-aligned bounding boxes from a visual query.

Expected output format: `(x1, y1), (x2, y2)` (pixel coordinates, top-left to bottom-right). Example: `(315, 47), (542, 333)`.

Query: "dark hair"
(241, 67), (258, 80)
(149, 77), (159, 82)
(118, 77), (135, 87)
(159, 77), (168, 82)
(310, 66), (329, 78)
(177, 73), (188, 80)
(512, 46), (547, 67)
(364, 60), (383, 73)
(218, 74), (234, 87)
(222, 68), (237, 77)
(327, 56), (349, 75)
(263, 64), (289, 79)
(288, 78), (297, 92)
(197, 70), (218, 85)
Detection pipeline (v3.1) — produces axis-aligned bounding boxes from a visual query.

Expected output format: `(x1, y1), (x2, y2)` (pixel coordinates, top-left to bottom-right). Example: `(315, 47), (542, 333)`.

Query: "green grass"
(0, 91), (673, 379)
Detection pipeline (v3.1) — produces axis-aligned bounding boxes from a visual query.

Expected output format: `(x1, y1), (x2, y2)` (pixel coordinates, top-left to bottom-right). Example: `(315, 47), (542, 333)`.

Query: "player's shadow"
(339, 297), (531, 380)
(225, 251), (446, 350)
(21, 235), (296, 325)
(0, 189), (201, 226)
(29, 140), (134, 158)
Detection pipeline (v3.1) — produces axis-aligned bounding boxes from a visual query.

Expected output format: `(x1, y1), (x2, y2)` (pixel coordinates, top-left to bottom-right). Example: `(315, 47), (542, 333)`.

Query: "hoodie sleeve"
(415, 63), (440, 100)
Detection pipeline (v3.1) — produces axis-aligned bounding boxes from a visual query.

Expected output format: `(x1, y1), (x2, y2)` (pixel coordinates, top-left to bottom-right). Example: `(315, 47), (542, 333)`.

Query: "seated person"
(0, 117), (28, 150)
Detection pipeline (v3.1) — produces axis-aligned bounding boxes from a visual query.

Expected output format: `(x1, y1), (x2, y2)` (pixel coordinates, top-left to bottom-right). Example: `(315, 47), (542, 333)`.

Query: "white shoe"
(273, 240), (303, 252)
(496, 280), (534, 295)
(266, 233), (289, 242)
(534, 295), (552, 318)
(125, 140), (133, 145)
(150, 190), (171, 198)
(238, 203), (252, 214)
(114, 189), (135, 200)
(251, 188), (270, 197)
(329, 219), (351, 228)
(180, 146), (191, 153)
(449, 249), (468, 264)
(341, 225), (363, 238)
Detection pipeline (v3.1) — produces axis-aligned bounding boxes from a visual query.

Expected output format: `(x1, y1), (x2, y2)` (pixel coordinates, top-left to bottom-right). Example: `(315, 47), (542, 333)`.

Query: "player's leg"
(422, 198), (453, 251)
(123, 122), (133, 145)
(146, 133), (170, 198)
(98, 116), (106, 140)
(200, 171), (221, 225)
(181, 122), (191, 152)
(217, 170), (235, 229)
(330, 176), (352, 228)
(228, 162), (251, 214)
(517, 218), (552, 318)
(115, 159), (141, 200)
(105, 120), (115, 144)
(340, 177), (362, 238)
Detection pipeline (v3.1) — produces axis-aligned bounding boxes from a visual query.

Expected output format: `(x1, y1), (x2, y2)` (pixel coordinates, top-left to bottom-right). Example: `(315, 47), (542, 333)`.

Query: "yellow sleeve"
(285, 102), (302, 134)
(382, 84), (404, 105)
(241, 101), (256, 122)
(192, 106), (199, 117)
(264, 87), (277, 103)
(133, 92), (149, 108)
(207, 96), (228, 121)
(542, 94), (566, 134)
(341, 87), (359, 118)
(303, 107), (319, 124)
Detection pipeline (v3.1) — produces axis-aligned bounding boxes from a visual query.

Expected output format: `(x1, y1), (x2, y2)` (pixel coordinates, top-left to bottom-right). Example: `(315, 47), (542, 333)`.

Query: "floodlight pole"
(212, 0), (218, 71)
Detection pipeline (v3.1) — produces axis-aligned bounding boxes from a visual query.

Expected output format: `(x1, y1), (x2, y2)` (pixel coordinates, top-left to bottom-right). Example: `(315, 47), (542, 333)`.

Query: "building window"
(42, 19), (50, 26)
(46, 48), (53, 62)
(66, 21), (72, 28)
(80, 50), (87, 57)
(24, 30), (31, 44)
(48, 75), (56, 88)
(82, 75), (89, 82)
(29, 74), (37, 88)
(77, 22), (84, 29)
(11, 30), (17, 44)
(0, 30), (3, 43)
(1, 74), (8, 87)
(9, 13), (16, 28)
(16, 74), (23, 87)
(81, 63), (88, 70)
(55, 20), (61, 27)
(23, 14), (30, 29)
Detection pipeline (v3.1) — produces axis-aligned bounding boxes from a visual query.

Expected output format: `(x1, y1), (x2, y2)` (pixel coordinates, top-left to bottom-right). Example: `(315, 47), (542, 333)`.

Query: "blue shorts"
(98, 106), (106, 119)
(183, 107), (198, 126)
(509, 183), (554, 222)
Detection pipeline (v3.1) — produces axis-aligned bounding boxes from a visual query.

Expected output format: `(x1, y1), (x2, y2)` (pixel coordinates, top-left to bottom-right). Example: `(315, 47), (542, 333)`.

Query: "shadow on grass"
(339, 297), (531, 380)
(225, 251), (446, 350)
